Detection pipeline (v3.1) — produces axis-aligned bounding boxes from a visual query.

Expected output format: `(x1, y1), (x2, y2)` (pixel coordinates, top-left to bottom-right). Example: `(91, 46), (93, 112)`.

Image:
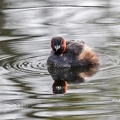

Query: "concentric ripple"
(1, 54), (48, 75)
(1, 51), (120, 79)
(95, 50), (120, 79)
(100, 54), (119, 70)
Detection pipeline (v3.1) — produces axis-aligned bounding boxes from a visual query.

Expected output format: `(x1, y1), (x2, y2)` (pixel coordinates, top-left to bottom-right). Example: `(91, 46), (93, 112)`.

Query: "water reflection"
(48, 65), (99, 94)
(0, 0), (120, 119)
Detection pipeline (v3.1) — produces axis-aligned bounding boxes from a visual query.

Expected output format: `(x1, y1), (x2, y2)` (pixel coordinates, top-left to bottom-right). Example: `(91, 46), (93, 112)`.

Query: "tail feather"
(78, 45), (99, 65)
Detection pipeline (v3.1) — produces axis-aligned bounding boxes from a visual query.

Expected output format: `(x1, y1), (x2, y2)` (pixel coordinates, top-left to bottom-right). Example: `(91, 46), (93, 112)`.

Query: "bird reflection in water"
(48, 65), (99, 94)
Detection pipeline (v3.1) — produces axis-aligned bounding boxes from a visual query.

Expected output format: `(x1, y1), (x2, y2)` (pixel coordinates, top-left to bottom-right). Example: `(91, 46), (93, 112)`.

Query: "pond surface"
(0, 0), (120, 120)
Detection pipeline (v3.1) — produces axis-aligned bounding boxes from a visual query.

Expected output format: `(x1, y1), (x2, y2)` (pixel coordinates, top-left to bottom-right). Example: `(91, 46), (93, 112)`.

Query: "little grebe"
(47, 37), (99, 67)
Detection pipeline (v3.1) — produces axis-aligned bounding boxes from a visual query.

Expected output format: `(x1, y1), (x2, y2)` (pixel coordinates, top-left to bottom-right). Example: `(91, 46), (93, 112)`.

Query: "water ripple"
(100, 55), (120, 71)
(95, 48), (120, 79)
(1, 54), (48, 75)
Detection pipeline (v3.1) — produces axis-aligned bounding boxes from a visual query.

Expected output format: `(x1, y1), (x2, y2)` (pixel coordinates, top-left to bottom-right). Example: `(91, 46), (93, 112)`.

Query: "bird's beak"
(54, 45), (60, 51)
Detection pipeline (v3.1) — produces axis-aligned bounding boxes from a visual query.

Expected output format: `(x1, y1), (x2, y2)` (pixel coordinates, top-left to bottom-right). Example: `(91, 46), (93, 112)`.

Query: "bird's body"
(47, 37), (99, 67)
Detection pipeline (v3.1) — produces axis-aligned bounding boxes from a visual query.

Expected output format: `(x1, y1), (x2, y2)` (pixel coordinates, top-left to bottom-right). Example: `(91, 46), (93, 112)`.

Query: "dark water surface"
(0, 0), (120, 119)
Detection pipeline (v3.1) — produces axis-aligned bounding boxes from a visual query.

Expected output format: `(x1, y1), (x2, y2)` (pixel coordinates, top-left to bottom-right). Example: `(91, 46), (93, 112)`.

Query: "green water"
(0, 0), (120, 119)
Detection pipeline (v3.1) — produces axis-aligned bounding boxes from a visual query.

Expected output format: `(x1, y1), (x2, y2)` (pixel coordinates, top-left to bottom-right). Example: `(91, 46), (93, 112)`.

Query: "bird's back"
(66, 40), (84, 57)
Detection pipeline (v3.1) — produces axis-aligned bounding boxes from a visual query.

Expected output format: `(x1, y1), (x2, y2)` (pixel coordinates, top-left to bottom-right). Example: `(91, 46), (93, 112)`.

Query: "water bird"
(47, 36), (99, 67)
